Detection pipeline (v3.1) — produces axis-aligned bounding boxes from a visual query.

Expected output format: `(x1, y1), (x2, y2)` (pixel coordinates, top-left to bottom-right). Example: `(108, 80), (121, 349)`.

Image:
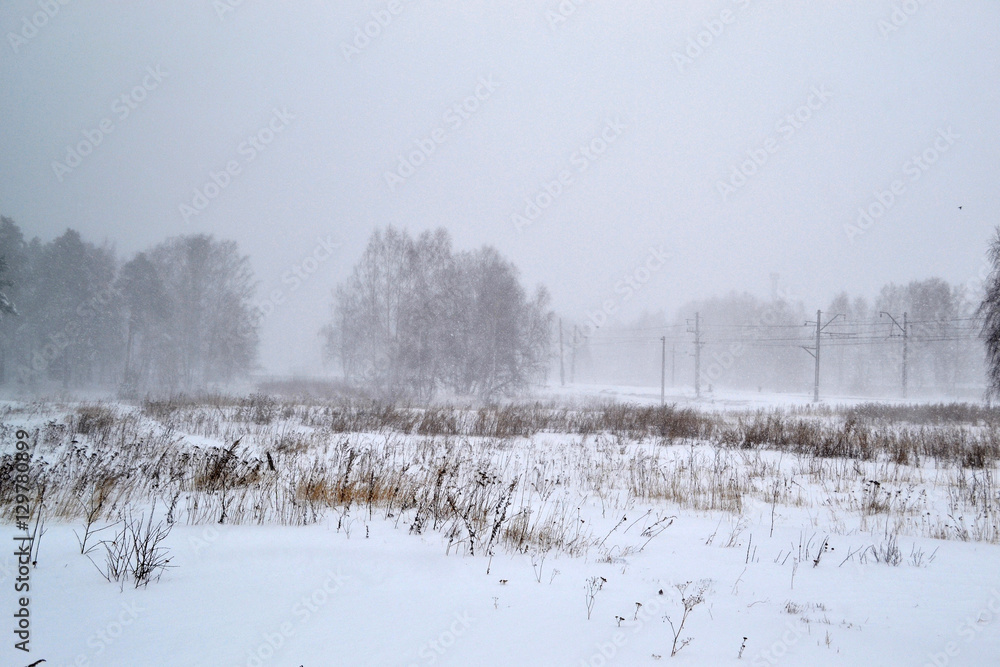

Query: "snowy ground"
(2, 395), (1000, 666)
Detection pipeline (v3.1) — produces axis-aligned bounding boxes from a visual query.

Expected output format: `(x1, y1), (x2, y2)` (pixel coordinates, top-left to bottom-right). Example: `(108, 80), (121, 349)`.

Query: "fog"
(1, 0), (997, 381)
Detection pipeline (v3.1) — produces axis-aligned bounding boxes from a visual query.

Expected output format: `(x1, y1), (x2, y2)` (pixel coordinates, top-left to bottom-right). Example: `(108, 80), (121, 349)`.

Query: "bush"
(91, 504), (173, 589)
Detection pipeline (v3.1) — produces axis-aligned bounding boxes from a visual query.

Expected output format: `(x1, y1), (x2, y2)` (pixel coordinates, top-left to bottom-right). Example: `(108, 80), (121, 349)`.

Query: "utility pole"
(570, 325), (578, 384)
(559, 318), (565, 387)
(695, 312), (702, 398)
(903, 312), (908, 398)
(660, 336), (666, 406)
(880, 311), (908, 398)
(802, 310), (843, 403)
(687, 312), (704, 398)
(813, 310), (821, 403)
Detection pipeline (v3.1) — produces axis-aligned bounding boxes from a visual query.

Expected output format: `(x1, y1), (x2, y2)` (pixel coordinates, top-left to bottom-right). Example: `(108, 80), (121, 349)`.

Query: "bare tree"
(327, 226), (414, 397)
(324, 227), (551, 400)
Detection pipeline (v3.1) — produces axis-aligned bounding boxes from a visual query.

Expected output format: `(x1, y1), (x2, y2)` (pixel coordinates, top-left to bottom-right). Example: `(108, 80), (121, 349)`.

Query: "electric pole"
(660, 336), (666, 406)
(880, 311), (908, 398)
(802, 310), (843, 403)
(570, 325), (579, 384)
(558, 318), (565, 387)
(813, 310), (821, 402)
(903, 312), (908, 398)
(687, 312), (704, 398)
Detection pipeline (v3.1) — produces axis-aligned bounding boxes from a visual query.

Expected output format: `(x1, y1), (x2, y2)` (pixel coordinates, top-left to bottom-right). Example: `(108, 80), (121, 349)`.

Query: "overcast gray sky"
(1, 1), (997, 374)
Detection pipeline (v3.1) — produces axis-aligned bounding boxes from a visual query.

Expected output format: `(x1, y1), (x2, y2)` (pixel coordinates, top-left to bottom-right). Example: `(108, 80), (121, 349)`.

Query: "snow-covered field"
(2, 395), (1000, 666)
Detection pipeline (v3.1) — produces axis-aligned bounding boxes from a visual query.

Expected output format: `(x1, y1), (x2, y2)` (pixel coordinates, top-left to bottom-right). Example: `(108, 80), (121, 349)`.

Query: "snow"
(3, 397), (1000, 666)
(6, 514), (1000, 665)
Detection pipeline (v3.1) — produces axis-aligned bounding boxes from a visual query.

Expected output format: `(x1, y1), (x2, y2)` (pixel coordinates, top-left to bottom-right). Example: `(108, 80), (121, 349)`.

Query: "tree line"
(0, 216), (258, 392)
(8, 213), (998, 402)
(570, 276), (986, 398)
(0, 219), (551, 399)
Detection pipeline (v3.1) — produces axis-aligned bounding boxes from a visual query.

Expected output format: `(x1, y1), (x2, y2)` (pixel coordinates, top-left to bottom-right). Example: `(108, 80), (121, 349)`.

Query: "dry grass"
(3, 396), (1000, 567)
(719, 408), (1000, 468)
